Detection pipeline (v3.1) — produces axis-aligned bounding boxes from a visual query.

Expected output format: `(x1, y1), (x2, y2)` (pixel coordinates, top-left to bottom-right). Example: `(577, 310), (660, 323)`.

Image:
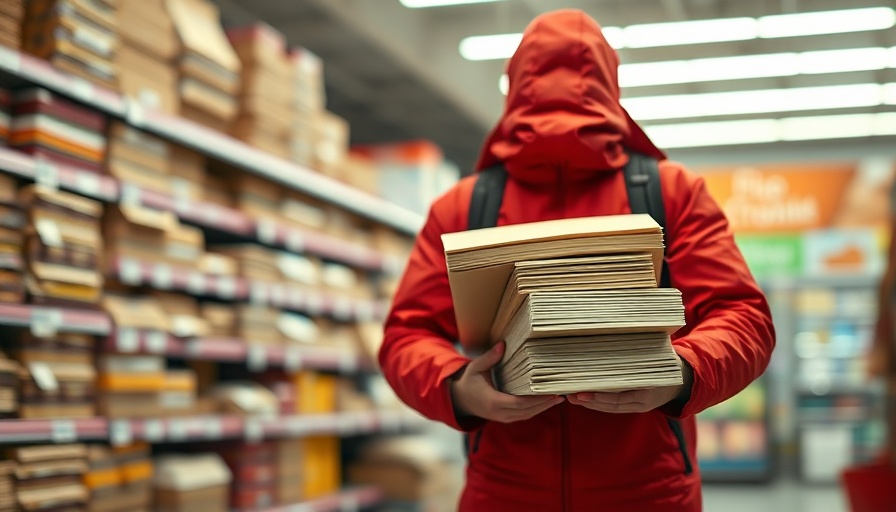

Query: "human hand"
(568, 358), (694, 414)
(450, 341), (565, 423)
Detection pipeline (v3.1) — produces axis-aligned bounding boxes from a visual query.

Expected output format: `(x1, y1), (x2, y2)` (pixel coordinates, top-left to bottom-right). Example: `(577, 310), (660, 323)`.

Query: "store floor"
(703, 480), (846, 512)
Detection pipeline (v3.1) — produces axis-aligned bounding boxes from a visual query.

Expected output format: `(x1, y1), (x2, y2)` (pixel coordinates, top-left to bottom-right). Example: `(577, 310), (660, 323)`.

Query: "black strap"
(622, 153), (670, 288)
(467, 165), (507, 230)
(466, 154), (670, 287)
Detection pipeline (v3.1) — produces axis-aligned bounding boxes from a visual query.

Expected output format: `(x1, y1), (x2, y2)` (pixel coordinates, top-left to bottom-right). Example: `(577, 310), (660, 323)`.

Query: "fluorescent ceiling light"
(618, 46), (896, 88)
(621, 17), (757, 48)
(400, 0), (505, 7)
(462, 7), (896, 60)
(644, 112), (896, 149)
(622, 83), (893, 121)
(758, 7), (896, 38)
(460, 33), (522, 61)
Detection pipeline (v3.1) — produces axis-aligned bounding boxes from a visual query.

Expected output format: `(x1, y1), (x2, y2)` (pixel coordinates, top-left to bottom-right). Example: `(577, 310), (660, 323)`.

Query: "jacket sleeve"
(379, 186), (475, 431)
(661, 163), (776, 419)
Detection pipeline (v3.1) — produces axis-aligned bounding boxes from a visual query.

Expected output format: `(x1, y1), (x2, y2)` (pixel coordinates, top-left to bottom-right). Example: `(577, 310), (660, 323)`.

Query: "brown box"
(117, 0), (177, 61)
(209, 245), (279, 282)
(179, 78), (238, 126)
(153, 454), (231, 512)
(197, 253), (237, 277)
(102, 294), (170, 331)
(106, 121), (171, 193)
(103, 204), (176, 265)
(235, 305), (281, 345)
(279, 191), (328, 233)
(98, 393), (165, 419)
(225, 171), (281, 218)
(289, 47), (325, 113)
(313, 111), (349, 178)
(165, 222), (204, 267)
(153, 292), (210, 338)
(115, 42), (178, 114)
(200, 303), (235, 337)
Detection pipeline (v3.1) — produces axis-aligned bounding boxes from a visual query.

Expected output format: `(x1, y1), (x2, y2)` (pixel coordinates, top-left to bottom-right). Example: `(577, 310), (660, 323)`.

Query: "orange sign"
(699, 163), (874, 233)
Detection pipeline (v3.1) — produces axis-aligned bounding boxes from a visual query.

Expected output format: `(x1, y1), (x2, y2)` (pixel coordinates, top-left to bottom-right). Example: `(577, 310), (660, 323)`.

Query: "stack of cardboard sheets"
(0, 358), (18, 419)
(443, 214), (686, 395)
(227, 23), (293, 159)
(22, 0), (119, 90)
(0, 460), (14, 512)
(8, 444), (88, 511)
(152, 453), (231, 512)
(114, 0), (178, 114)
(105, 122), (172, 196)
(20, 185), (103, 306)
(0, 0), (23, 50)
(167, 0), (240, 130)
(15, 332), (96, 419)
(10, 88), (107, 174)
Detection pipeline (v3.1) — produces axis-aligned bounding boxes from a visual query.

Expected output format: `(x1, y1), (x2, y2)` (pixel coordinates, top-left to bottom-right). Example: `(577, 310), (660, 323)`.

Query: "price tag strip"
(30, 308), (63, 338)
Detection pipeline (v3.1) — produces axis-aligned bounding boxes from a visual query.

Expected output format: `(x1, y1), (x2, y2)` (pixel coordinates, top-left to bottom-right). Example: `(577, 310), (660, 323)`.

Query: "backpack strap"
(467, 165), (507, 230)
(623, 153), (671, 288)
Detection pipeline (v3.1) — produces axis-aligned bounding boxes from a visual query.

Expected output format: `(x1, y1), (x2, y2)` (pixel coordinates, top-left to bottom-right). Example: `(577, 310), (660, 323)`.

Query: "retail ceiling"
(211, 0), (896, 172)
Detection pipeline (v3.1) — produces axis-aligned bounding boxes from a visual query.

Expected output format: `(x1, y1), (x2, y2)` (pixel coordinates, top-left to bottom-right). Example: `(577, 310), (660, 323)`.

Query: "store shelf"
(0, 45), (424, 235)
(111, 257), (387, 322)
(0, 302), (111, 335)
(243, 486), (383, 512)
(0, 409), (429, 446)
(0, 146), (403, 274)
(102, 331), (373, 374)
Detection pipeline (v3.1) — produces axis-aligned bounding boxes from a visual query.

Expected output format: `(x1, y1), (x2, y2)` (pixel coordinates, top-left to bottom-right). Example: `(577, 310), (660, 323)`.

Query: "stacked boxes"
(275, 440), (302, 505)
(8, 444), (89, 511)
(105, 122), (172, 195)
(14, 332), (96, 419)
(0, 175), (24, 303)
(84, 443), (153, 512)
(300, 436), (340, 500)
(227, 24), (293, 159)
(288, 48), (324, 169)
(11, 88), (107, 173)
(22, 0), (119, 90)
(115, 0), (177, 113)
(0, 358), (19, 419)
(167, 0), (240, 130)
(0, 0), (24, 49)
(19, 185), (104, 306)
(97, 353), (167, 419)
(220, 442), (277, 511)
(168, 145), (206, 204)
(152, 453), (231, 512)
(0, 460), (13, 512)
(103, 204), (204, 273)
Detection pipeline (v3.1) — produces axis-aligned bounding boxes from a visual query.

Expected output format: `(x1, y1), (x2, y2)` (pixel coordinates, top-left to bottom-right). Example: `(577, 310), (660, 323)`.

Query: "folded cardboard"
(348, 436), (454, 502)
(211, 381), (278, 417)
(235, 305), (281, 345)
(169, 145), (206, 202)
(106, 121), (171, 192)
(200, 303), (235, 337)
(209, 245), (280, 283)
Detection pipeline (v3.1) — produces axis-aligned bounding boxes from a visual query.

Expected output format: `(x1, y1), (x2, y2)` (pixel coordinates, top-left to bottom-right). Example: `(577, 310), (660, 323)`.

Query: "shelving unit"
(0, 29), (428, 511)
(0, 45), (425, 235)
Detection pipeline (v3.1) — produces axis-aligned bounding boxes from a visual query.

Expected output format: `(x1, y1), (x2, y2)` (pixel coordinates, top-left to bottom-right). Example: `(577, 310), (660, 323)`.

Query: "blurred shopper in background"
(380, 9), (776, 512)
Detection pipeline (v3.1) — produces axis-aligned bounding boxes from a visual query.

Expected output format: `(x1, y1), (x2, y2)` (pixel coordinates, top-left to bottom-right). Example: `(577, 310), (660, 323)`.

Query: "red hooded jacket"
(381, 9), (775, 511)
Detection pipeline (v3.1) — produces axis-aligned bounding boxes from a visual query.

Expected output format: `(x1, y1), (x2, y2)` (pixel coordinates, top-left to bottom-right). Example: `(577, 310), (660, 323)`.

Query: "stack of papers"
(443, 214), (686, 395)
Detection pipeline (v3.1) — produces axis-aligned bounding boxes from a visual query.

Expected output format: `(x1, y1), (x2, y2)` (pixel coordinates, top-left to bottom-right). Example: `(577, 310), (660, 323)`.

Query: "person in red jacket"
(380, 8), (775, 512)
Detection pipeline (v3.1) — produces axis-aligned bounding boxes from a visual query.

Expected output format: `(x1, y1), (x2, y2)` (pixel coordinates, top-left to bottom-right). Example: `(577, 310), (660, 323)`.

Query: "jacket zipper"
(561, 402), (571, 511)
(470, 429), (483, 454)
(666, 418), (693, 474)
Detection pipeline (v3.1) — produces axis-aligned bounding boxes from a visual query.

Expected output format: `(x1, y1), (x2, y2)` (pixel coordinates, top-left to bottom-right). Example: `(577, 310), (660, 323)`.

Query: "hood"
(475, 9), (665, 182)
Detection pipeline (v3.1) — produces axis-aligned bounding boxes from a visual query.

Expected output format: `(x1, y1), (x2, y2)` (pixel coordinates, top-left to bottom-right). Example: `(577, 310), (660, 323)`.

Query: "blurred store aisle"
(703, 481), (846, 512)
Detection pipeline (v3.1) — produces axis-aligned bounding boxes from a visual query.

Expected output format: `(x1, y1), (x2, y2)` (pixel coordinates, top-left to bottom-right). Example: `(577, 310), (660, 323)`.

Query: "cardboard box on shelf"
(290, 113), (315, 169)
(294, 371), (336, 415)
(347, 436), (456, 502)
(221, 171), (281, 219)
(278, 311), (319, 345)
(289, 47), (325, 114)
(106, 121), (172, 194)
(201, 174), (232, 208)
(153, 453), (231, 512)
(169, 145), (207, 202)
(234, 305), (281, 346)
(279, 190), (328, 233)
(276, 439), (304, 503)
(210, 381), (278, 417)
(197, 253), (237, 278)
(167, 0), (240, 128)
(0, 358), (20, 419)
(115, 42), (178, 114)
(18, 370), (96, 419)
(103, 204), (175, 266)
(101, 294), (170, 332)
(312, 111), (349, 179)
(301, 436), (340, 499)
(165, 222), (204, 267)
(116, 0), (177, 61)
(153, 292), (210, 338)
(208, 244), (280, 283)
(200, 303), (235, 337)
(159, 369), (197, 416)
